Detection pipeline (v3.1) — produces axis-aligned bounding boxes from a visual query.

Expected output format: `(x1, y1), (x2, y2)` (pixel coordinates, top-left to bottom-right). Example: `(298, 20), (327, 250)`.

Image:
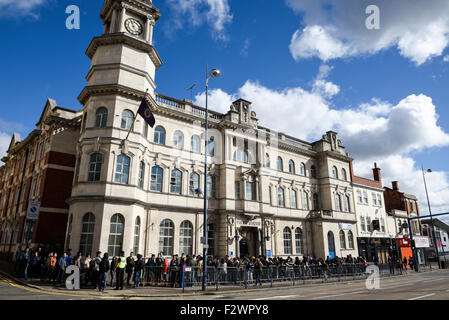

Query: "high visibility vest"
(118, 257), (127, 269)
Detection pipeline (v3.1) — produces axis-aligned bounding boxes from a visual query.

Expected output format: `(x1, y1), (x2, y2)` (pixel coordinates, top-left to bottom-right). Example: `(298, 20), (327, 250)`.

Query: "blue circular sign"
(30, 207), (37, 213)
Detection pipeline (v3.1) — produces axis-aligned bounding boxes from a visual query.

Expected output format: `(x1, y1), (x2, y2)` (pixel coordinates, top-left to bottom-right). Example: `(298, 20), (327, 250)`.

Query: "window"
(173, 130), (184, 150)
(377, 194), (382, 207)
(367, 217), (372, 232)
(372, 193), (377, 206)
(207, 138), (215, 156)
(332, 166), (338, 179)
(313, 193), (319, 210)
(290, 189), (297, 209)
(233, 149), (248, 163)
(245, 181), (255, 201)
(79, 213), (95, 256)
(179, 221), (193, 256)
(88, 153), (102, 182)
(65, 215), (73, 251)
(115, 155), (130, 184)
(191, 135), (200, 153)
(265, 154), (270, 168)
(143, 122), (148, 138)
(283, 227), (292, 254)
(189, 172), (200, 196)
(207, 224), (215, 256)
(328, 231), (335, 254)
(235, 181), (241, 199)
(154, 126), (166, 145)
(289, 160), (295, 174)
(277, 187), (285, 207)
(341, 168), (347, 181)
(348, 231), (354, 249)
(311, 165), (317, 178)
(150, 166), (163, 192)
(295, 228), (303, 254)
(95, 107), (108, 128)
(121, 110), (134, 130)
(300, 163), (306, 176)
(339, 230), (346, 249)
(138, 161), (145, 188)
(269, 186), (273, 205)
(207, 175), (216, 199)
(108, 214), (124, 257)
(380, 218), (386, 233)
(134, 217), (141, 254)
(357, 190), (363, 204)
(302, 191), (309, 210)
(159, 219), (174, 256)
(363, 191), (368, 204)
(170, 169), (182, 194)
(344, 195), (351, 212)
(277, 157), (283, 171)
(335, 193), (342, 211)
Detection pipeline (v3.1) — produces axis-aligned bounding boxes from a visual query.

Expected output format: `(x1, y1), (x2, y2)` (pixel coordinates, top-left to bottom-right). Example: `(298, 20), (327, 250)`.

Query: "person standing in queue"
(115, 251), (126, 290)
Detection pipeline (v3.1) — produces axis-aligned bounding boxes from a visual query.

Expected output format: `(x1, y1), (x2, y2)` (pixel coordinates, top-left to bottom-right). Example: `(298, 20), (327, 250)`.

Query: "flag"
(137, 98), (155, 128)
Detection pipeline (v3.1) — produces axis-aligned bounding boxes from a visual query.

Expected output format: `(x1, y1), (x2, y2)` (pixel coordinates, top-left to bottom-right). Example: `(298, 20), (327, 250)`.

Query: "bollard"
(215, 268), (219, 291)
(181, 265), (185, 293)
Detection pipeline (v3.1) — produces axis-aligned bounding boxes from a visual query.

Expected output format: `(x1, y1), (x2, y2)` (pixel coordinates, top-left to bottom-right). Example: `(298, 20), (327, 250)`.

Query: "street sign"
(26, 201), (41, 221)
(267, 250), (271, 258)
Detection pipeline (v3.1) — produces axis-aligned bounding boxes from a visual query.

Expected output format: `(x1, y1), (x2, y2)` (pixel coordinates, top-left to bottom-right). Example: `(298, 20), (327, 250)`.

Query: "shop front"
(357, 237), (394, 263)
(397, 237), (413, 262)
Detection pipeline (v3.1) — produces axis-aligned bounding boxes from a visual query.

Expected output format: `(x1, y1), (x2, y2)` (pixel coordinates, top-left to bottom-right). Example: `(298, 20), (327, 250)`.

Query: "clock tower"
(68, 0), (163, 256)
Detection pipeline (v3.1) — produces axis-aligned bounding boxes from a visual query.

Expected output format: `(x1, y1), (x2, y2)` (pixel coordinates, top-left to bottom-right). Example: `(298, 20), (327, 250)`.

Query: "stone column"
(110, 7), (118, 33)
(118, 5), (127, 33)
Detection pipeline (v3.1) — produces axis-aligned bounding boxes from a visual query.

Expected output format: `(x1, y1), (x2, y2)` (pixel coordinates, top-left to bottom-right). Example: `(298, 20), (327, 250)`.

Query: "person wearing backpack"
(134, 254), (144, 288)
(99, 253), (110, 292)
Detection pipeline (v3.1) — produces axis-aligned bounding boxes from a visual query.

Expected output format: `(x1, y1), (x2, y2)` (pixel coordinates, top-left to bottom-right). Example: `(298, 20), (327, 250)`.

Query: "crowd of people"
(12, 247), (416, 291)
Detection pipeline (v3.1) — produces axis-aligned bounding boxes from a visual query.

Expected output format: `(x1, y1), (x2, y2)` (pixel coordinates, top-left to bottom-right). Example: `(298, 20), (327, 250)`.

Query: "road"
(1, 270), (449, 300)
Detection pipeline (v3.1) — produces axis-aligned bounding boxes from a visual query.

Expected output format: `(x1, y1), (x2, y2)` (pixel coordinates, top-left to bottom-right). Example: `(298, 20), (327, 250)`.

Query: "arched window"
(290, 189), (297, 209)
(207, 224), (215, 256)
(159, 219), (174, 256)
(313, 193), (320, 210)
(328, 231), (335, 255)
(339, 230), (346, 249)
(134, 217), (141, 254)
(311, 165), (317, 178)
(207, 138), (215, 156)
(277, 187), (285, 207)
(115, 155), (130, 184)
(191, 135), (200, 153)
(302, 191), (309, 210)
(189, 172), (200, 196)
(265, 153), (270, 168)
(88, 153), (102, 182)
(332, 166), (338, 179)
(348, 231), (354, 249)
(295, 228), (303, 254)
(289, 160), (295, 174)
(154, 126), (166, 145)
(108, 214), (124, 257)
(341, 168), (347, 181)
(150, 166), (163, 192)
(335, 193), (342, 211)
(207, 175), (216, 199)
(233, 149), (248, 163)
(173, 130), (184, 150)
(283, 227), (292, 254)
(79, 213), (95, 256)
(277, 157), (283, 171)
(300, 163), (306, 176)
(138, 161), (145, 188)
(170, 169), (182, 194)
(121, 110), (134, 130)
(179, 220), (193, 256)
(95, 107), (108, 128)
(344, 195), (351, 212)
(65, 215), (73, 250)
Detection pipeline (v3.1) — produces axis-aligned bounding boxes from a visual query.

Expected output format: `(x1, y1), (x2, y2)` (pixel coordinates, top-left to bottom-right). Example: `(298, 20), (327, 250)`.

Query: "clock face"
(125, 18), (143, 36)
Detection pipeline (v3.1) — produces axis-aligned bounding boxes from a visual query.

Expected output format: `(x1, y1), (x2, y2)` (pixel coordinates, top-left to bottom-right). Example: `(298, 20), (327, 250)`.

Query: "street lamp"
(202, 67), (220, 291)
(422, 165), (441, 269)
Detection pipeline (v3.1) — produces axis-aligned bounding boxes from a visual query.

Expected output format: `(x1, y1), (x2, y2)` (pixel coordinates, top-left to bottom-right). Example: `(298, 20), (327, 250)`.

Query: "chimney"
(392, 181), (399, 191)
(372, 162), (381, 183)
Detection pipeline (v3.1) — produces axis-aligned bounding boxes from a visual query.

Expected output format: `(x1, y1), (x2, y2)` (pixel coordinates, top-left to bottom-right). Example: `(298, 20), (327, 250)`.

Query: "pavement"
(0, 259), (448, 300)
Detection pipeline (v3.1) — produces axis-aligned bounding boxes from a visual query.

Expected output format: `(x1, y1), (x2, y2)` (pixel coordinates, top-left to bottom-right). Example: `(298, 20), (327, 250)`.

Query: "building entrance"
(238, 227), (260, 258)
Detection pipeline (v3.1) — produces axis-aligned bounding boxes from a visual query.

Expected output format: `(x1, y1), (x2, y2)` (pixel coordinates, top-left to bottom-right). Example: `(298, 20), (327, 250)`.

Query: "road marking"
(408, 293), (435, 301)
(251, 295), (301, 300)
(379, 280), (424, 290)
(311, 290), (365, 300)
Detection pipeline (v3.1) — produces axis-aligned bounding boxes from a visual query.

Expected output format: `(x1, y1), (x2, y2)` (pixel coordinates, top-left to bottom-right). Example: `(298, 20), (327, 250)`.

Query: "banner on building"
(339, 223), (352, 230)
(414, 236), (430, 248)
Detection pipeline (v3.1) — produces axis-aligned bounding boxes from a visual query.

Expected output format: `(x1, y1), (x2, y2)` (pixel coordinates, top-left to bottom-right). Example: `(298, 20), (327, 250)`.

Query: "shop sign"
(414, 236), (430, 248)
(339, 223), (352, 230)
(397, 238), (410, 247)
(236, 220), (261, 227)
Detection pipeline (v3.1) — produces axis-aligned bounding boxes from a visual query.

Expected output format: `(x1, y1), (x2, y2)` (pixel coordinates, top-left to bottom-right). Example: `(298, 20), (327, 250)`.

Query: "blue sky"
(0, 0), (449, 215)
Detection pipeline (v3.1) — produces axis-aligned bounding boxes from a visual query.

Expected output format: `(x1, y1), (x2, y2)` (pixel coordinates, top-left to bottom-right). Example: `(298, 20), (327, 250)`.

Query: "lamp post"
(422, 165), (441, 269)
(202, 67), (220, 291)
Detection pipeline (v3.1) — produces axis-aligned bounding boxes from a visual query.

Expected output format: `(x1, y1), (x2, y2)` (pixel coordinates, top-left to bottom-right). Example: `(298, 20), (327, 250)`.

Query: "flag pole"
(124, 88), (149, 142)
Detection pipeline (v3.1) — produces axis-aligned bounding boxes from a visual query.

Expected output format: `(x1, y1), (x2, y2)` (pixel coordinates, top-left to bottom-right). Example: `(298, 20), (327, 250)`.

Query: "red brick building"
(0, 99), (81, 259)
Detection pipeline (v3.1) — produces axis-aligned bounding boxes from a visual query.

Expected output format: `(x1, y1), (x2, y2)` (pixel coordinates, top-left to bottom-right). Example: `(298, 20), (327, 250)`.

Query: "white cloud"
(0, 0), (46, 18)
(444, 55), (449, 62)
(0, 132), (10, 163)
(165, 0), (232, 41)
(286, 0), (449, 65)
(194, 72), (449, 214)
